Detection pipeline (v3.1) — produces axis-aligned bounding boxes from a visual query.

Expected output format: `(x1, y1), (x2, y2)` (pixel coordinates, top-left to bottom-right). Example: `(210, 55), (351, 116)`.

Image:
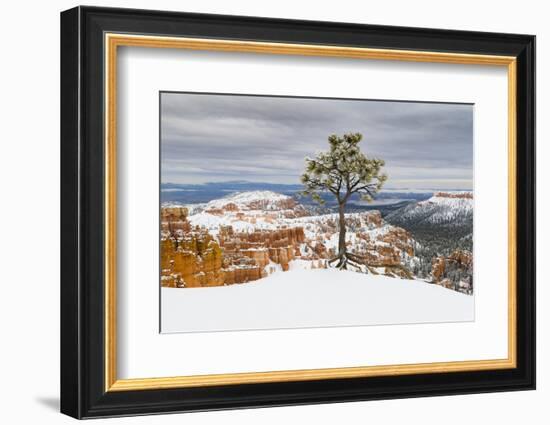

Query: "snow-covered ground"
(161, 268), (474, 333)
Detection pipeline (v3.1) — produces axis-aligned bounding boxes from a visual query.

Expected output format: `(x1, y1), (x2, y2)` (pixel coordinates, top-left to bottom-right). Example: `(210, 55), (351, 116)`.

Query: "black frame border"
(61, 6), (535, 419)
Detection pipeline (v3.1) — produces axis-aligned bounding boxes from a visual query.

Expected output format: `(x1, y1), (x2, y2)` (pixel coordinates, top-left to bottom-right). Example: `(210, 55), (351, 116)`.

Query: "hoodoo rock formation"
(431, 249), (473, 294)
(160, 190), (473, 294)
(161, 224), (308, 287)
(161, 191), (425, 288)
(160, 197), (311, 287)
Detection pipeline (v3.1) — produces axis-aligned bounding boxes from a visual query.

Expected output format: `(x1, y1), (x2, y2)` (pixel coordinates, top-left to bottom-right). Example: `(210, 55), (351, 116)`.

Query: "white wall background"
(0, 0), (545, 423)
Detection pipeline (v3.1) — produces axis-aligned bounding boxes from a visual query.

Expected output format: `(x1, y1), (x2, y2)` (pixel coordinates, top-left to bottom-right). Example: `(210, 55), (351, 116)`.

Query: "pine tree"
(301, 133), (387, 270)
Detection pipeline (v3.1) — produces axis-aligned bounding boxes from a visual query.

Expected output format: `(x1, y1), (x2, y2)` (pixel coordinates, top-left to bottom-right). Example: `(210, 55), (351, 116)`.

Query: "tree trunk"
(338, 202), (346, 256)
(329, 200), (364, 271)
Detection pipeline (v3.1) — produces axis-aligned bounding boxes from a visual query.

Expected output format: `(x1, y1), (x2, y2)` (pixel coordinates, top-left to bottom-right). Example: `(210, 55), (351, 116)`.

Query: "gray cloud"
(161, 92), (473, 189)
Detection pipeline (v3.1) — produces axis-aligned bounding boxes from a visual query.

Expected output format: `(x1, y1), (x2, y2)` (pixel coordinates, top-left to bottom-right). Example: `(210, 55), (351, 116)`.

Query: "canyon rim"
(160, 92), (474, 333)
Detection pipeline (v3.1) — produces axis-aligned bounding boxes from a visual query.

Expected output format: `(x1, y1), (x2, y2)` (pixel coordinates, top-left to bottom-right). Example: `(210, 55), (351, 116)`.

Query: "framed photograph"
(60, 6), (535, 419)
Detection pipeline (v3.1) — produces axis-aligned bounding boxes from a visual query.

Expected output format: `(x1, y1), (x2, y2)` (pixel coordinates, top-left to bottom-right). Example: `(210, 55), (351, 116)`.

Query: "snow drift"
(161, 268), (474, 333)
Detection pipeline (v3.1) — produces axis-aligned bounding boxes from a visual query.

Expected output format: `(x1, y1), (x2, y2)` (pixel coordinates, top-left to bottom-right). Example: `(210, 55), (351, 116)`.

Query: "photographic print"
(160, 92), (474, 333)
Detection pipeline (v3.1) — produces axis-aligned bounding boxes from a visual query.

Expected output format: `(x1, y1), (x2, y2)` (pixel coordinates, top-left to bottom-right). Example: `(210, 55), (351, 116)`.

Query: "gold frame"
(104, 33), (517, 392)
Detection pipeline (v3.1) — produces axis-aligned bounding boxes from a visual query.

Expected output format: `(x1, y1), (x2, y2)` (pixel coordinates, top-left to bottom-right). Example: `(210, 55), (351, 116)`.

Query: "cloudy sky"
(161, 92), (473, 190)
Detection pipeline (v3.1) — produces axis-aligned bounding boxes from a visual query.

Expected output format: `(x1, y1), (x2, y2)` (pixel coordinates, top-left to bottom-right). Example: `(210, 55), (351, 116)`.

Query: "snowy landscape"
(160, 189), (474, 332)
(162, 268), (473, 333)
(159, 92), (474, 332)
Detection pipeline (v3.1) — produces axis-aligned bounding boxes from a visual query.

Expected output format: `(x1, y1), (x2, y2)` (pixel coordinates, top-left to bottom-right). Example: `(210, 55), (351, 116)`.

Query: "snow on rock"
(187, 191), (309, 233)
(204, 190), (296, 211)
(161, 202), (206, 216)
(187, 212), (263, 235)
(386, 191), (473, 226)
(164, 190), (471, 296)
(175, 192), (420, 286)
(161, 268), (474, 333)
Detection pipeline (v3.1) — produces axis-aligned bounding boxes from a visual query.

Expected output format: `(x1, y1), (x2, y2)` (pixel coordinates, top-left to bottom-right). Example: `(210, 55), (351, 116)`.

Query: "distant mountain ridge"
(159, 181), (461, 213)
(385, 192), (473, 228)
(161, 181), (302, 205)
(385, 192), (473, 268)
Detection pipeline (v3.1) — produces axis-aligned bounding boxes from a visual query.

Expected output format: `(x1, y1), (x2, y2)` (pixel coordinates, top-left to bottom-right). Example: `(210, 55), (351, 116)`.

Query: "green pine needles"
(301, 133), (387, 270)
